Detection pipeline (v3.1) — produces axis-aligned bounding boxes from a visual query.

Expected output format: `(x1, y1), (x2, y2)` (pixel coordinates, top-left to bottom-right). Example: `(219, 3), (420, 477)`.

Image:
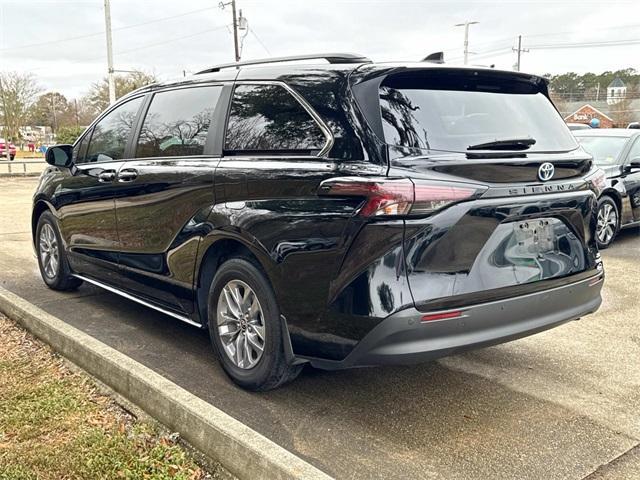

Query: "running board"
(72, 274), (203, 328)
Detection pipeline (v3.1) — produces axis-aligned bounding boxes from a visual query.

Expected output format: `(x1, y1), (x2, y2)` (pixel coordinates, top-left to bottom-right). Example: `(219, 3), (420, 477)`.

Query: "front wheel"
(35, 211), (82, 290)
(207, 258), (302, 391)
(596, 196), (619, 249)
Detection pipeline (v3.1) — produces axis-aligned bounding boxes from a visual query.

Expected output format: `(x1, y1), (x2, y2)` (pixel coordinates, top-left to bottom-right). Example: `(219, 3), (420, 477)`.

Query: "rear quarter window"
(224, 84), (327, 154)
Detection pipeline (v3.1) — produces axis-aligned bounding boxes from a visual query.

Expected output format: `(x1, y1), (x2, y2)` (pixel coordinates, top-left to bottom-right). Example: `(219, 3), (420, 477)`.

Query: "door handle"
(118, 169), (138, 182)
(98, 170), (116, 182)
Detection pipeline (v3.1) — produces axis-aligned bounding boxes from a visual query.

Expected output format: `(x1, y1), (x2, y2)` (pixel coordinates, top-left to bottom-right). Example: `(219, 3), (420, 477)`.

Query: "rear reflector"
(421, 310), (464, 322)
(318, 177), (482, 217)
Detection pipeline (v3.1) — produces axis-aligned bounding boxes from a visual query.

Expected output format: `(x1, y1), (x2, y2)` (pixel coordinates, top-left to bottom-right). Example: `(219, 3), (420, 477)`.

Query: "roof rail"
(195, 53), (372, 74)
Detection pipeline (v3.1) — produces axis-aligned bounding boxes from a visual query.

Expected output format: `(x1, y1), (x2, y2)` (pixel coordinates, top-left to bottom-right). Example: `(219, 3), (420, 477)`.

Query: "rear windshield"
(379, 70), (577, 153)
(575, 136), (628, 165)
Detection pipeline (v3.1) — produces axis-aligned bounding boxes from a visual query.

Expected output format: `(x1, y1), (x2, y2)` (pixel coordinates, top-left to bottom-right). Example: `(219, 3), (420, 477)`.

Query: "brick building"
(559, 77), (639, 128)
(563, 104), (614, 128)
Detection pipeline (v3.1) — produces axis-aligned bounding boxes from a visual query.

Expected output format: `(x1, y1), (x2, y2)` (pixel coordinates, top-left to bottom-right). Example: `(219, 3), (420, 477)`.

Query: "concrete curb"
(0, 286), (332, 480)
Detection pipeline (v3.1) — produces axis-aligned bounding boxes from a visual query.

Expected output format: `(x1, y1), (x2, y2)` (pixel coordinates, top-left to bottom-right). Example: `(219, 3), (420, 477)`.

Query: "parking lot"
(1, 175), (639, 479)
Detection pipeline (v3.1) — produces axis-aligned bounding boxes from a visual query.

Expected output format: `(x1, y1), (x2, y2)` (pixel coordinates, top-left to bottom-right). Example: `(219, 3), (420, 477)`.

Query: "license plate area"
(498, 217), (586, 283)
(513, 219), (554, 255)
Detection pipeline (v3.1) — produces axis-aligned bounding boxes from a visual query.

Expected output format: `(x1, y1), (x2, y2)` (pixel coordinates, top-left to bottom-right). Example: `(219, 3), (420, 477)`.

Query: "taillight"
(318, 177), (484, 217)
(584, 168), (606, 197)
(412, 182), (483, 215)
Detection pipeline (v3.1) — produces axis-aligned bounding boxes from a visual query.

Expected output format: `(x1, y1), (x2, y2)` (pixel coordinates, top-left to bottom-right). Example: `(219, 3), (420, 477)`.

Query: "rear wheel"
(35, 211), (82, 290)
(596, 196), (619, 249)
(207, 258), (302, 391)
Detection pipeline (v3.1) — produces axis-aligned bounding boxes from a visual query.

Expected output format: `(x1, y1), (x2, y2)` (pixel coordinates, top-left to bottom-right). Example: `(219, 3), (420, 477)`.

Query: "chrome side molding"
(72, 274), (203, 328)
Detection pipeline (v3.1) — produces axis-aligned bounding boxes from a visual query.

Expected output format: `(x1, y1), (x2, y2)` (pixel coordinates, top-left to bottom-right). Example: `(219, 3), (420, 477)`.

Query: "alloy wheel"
(216, 279), (266, 369)
(596, 203), (617, 245)
(39, 223), (59, 279)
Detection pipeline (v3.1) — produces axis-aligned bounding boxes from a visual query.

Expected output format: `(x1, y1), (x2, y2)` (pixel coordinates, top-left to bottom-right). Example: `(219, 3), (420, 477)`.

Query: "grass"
(0, 314), (229, 480)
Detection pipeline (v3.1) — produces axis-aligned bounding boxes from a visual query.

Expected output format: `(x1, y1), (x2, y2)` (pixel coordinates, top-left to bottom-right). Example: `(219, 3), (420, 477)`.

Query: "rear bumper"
(308, 272), (603, 370)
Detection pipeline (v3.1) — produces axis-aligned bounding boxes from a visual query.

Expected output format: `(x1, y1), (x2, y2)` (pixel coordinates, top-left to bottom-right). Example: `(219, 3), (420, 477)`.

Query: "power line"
(115, 25), (229, 57)
(441, 35), (514, 55)
(448, 35), (640, 64)
(249, 28), (272, 56)
(448, 46), (512, 63)
(0, 6), (217, 52)
(22, 25), (229, 74)
(530, 38), (640, 50)
(523, 23), (640, 40)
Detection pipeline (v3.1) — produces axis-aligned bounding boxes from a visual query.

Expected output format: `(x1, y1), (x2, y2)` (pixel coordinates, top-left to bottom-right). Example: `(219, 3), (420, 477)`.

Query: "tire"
(35, 211), (82, 290)
(596, 196), (619, 249)
(207, 258), (302, 391)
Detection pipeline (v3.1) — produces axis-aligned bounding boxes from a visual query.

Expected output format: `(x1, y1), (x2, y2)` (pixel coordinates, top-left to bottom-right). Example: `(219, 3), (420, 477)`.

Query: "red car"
(0, 138), (16, 160)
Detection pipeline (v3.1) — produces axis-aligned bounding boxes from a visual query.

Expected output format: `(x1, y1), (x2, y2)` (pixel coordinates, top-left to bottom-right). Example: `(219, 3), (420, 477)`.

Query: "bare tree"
(548, 91), (568, 119)
(85, 71), (157, 114)
(0, 72), (42, 140)
(28, 92), (70, 133)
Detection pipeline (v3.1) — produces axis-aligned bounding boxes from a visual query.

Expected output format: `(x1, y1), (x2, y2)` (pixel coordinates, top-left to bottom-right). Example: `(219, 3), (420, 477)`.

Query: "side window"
(85, 96), (143, 163)
(224, 84), (327, 154)
(136, 86), (221, 158)
(73, 129), (91, 164)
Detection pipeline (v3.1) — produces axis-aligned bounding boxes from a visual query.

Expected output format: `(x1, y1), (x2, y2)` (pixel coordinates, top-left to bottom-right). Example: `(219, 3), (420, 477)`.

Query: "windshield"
(575, 136), (629, 165)
(379, 70), (577, 153)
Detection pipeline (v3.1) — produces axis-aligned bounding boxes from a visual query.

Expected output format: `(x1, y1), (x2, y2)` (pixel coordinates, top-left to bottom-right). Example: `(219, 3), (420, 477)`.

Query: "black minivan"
(35, 54), (605, 390)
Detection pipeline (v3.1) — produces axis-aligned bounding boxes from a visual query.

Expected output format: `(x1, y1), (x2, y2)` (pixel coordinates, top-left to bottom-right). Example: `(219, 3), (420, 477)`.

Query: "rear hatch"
(352, 66), (602, 310)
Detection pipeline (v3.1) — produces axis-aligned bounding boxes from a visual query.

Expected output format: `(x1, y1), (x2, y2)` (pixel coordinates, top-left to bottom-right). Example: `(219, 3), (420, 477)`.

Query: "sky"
(1, 0), (639, 99)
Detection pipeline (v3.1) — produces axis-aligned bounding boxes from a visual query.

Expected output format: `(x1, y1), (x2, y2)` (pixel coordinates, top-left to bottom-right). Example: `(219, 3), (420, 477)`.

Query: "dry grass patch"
(0, 314), (229, 480)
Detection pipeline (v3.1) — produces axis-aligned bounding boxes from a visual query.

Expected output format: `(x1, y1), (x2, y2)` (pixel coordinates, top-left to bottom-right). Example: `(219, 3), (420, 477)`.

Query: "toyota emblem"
(538, 162), (555, 182)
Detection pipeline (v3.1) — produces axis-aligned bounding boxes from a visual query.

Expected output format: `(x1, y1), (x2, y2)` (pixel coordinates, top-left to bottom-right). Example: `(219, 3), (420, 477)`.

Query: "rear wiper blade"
(467, 137), (536, 151)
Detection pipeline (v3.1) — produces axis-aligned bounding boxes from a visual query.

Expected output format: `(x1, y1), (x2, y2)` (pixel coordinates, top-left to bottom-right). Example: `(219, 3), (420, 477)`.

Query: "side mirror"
(45, 145), (74, 168)
(624, 157), (640, 172)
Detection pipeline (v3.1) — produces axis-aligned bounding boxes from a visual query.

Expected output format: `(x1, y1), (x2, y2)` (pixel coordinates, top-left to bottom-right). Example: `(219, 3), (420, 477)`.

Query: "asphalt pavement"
(1, 176), (639, 480)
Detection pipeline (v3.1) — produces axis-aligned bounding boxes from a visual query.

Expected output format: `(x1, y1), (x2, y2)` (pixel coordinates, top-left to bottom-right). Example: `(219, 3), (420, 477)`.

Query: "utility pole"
(455, 21), (479, 65)
(219, 0), (240, 62)
(0, 76), (10, 160)
(50, 94), (57, 135)
(512, 35), (529, 72)
(231, 0), (240, 62)
(103, 0), (116, 105)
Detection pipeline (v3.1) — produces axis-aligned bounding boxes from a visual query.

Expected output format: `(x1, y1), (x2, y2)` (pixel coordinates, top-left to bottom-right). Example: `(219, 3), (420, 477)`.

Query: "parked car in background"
(0, 138), (16, 160)
(628, 122), (640, 129)
(574, 128), (640, 248)
(567, 122), (591, 131)
(33, 54), (605, 390)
